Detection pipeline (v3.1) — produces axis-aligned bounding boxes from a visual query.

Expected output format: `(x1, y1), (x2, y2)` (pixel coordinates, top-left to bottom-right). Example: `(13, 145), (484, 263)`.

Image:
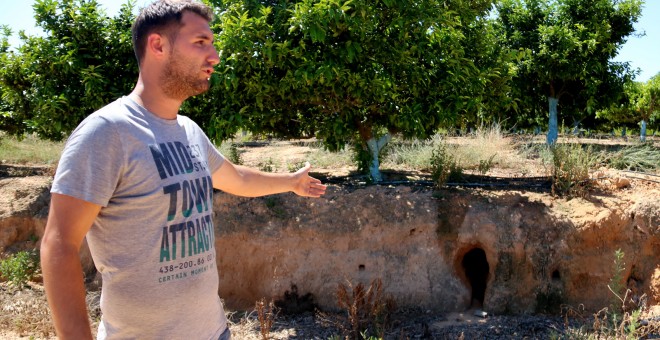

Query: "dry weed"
(319, 278), (396, 340)
(226, 308), (305, 340)
(0, 282), (55, 338)
(255, 298), (278, 340)
(560, 291), (660, 339)
(225, 310), (262, 339)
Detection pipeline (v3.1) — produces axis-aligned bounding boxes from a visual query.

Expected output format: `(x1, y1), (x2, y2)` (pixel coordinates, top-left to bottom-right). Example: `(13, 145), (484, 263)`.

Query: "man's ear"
(146, 33), (168, 60)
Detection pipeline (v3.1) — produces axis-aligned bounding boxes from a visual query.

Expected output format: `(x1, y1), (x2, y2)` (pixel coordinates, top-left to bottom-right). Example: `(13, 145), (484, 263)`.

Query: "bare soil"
(1, 137), (659, 339)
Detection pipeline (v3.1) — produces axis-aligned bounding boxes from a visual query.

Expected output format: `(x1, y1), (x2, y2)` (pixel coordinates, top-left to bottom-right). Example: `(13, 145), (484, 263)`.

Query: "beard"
(160, 48), (211, 101)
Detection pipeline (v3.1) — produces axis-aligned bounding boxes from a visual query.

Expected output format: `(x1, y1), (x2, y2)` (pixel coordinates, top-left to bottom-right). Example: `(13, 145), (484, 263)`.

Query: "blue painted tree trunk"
(547, 97), (559, 145)
(366, 134), (392, 182)
(641, 120), (647, 142)
(572, 120), (580, 136)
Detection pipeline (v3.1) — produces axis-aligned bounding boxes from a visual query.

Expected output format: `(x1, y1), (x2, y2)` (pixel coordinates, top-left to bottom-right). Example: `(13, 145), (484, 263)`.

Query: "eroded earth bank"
(2, 169), (659, 320)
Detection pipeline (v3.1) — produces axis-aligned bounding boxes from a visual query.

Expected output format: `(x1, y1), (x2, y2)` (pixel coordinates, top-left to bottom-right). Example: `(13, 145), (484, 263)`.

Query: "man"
(40, 1), (327, 339)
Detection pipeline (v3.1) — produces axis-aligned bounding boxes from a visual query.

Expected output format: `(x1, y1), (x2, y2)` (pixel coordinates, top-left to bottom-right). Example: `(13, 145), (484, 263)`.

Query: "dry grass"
(560, 300), (660, 339)
(384, 124), (544, 177)
(550, 143), (598, 197)
(225, 308), (305, 339)
(558, 250), (660, 339)
(0, 282), (56, 339)
(0, 125), (551, 178)
(303, 144), (355, 170)
(449, 124), (545, 176)
(0, 134), (64, 165)
(451, 125), (509, 168)
(382, 137), (438, 171)
(0, 281), (102, 339)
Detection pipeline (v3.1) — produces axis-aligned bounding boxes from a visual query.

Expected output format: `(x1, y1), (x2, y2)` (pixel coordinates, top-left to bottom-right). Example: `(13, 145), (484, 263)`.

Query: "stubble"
(160, 47), (210, 101)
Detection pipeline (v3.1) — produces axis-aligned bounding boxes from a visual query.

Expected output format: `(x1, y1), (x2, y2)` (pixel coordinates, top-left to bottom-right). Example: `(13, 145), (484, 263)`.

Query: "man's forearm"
(231, 164), (296, 197)
(41, 241), (93, 340)
(213, 161), (326, 198)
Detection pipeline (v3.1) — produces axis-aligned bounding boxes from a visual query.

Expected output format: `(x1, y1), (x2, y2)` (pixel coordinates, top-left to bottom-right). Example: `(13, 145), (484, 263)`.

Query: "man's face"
(160, 11), (219, 101)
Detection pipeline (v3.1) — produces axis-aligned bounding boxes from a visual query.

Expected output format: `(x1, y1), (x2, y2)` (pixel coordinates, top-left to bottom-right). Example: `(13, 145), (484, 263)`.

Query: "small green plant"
(264, 196), (286, 218)
(477, 154), (496, 175)
(228, 143), (242, 165)
(608, 249), (626, 314)
(259, 158), (276, 172)
(550, 143), (599, 197)
(287, 161), (307, 172)
(559, 250), (659, 339)
(0, 250), (40, 288)
(430, 142), (462, 187)
(352, 144), (374, 180)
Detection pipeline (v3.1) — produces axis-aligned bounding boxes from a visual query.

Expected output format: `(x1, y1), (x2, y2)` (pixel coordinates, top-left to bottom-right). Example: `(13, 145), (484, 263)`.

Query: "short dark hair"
(132, 0), (214, 65)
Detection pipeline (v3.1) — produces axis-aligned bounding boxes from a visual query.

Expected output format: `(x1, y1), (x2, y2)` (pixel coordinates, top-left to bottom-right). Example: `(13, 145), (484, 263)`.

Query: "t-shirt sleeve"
(205, 136), (225, 174)
(196, 125), (225, 174)
(51, 115), (124, 207)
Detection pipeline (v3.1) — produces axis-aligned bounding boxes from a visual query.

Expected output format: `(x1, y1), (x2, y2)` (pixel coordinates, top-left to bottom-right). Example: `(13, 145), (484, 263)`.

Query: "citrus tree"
(0, 0), (137, 140)
(497, 0), (643, 144)
(598, 73), (660, 141)
(207, 0), (500, 181)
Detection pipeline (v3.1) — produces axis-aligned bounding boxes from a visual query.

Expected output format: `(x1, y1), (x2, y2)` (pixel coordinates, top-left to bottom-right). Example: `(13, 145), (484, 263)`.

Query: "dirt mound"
(212, 174), (659, 314)
(0, 154), (659, 338)
(0, 176), (51, 253)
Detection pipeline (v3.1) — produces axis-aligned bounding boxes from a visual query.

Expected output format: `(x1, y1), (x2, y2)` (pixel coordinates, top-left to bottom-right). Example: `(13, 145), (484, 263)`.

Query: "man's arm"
(212, 161), (327, 198)
(41, 193), (101, 340)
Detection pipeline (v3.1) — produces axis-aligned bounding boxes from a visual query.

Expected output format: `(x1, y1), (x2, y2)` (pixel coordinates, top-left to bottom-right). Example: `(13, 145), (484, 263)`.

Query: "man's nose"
(208, 47), (220, 66)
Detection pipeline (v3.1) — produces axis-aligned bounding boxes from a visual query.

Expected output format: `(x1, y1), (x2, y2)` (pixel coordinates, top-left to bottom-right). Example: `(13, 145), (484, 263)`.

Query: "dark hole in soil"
(462, 248), (489, 306)
(552, 269), (561, 281)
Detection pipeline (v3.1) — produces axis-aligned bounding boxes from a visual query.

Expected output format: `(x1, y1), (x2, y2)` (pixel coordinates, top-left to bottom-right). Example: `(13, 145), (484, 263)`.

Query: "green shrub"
(550, 143), (599, 197)
(430, 142), (462, 187)
(477, 154), (497, 175)
(352, 144), (374, 178)
(597, 249), (653, 339)
(259, 158), (275, 172)
(608, 249), (626, 314)
(0, 250), (40, 288)
(228, 143), (243, 165)
(287, 161), (307, 172)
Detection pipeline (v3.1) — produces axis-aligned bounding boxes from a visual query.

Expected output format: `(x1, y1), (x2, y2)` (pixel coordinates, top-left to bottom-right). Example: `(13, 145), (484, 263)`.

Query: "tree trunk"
(640, 120), (647, 142)
(366, 134), (392, 182)
(547, 97), (559, 145)
(572, 119), (580, 136)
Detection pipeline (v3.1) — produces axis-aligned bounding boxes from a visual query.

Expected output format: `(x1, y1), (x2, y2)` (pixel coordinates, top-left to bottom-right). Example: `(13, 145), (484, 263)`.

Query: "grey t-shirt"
(52, 96), (227, 340)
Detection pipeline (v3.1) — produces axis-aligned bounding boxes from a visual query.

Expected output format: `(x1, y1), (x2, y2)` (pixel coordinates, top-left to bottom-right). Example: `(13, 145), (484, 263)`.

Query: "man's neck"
(129, 79), (181, 120)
